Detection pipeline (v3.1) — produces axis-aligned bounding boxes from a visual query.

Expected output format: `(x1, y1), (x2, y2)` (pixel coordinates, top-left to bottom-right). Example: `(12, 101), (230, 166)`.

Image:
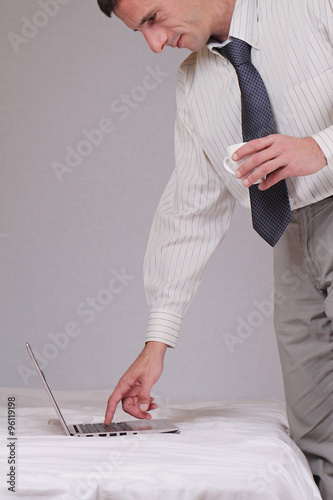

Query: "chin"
(190, 42), (207, 53)
(189, 36), (209, 53)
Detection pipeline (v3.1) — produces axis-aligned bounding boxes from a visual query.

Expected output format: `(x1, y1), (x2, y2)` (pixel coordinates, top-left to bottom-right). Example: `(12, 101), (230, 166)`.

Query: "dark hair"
(97, 0), (120, 17)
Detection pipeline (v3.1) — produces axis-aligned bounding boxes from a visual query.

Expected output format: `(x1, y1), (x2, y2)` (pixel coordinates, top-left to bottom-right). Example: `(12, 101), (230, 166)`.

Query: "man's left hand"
(233, 135), (327, 190)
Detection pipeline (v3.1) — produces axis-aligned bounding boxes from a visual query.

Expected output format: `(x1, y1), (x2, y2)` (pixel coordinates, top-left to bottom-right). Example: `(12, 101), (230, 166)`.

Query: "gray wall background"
(1, 0), (284, 402)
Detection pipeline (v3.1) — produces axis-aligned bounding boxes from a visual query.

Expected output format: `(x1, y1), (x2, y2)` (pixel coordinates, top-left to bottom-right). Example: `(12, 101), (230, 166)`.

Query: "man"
(97, 0), (333, 497)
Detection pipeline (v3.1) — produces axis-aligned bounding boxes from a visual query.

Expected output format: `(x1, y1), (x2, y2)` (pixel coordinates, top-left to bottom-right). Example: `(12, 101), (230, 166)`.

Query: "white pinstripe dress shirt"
(144, 0), (333, 347)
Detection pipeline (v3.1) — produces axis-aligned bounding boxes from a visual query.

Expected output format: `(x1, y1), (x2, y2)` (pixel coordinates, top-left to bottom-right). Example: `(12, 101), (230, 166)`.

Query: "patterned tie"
(219, 39), (291, 247)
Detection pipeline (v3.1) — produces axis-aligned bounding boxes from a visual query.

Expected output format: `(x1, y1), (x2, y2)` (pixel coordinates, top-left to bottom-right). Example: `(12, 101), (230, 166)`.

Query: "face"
(114, 0), (220, 53)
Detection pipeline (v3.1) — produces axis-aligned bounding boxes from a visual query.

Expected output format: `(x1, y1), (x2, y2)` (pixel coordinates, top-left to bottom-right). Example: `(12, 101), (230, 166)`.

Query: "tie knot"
(219, 39), (251, 67)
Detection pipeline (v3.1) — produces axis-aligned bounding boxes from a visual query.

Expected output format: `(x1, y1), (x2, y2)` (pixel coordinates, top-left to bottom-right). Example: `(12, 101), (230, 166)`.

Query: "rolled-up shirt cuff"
(145, 310), (183, 347)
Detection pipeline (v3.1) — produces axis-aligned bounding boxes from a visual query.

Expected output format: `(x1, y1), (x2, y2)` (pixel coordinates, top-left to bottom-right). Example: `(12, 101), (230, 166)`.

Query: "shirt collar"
(207, 0), (259, 54)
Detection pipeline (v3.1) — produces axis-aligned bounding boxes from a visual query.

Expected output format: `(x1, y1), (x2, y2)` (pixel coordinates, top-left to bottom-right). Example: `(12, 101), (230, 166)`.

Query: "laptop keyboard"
(78, 421), (133, 435)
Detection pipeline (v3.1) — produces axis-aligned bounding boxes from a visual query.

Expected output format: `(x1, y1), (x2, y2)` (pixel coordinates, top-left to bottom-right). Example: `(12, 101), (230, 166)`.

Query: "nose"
(142, 27), (168, 53)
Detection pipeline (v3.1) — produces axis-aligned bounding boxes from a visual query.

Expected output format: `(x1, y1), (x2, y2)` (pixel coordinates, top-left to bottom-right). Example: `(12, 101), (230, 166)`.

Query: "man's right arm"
(105, 60), (235, 423)
(104, 341), (168, 424)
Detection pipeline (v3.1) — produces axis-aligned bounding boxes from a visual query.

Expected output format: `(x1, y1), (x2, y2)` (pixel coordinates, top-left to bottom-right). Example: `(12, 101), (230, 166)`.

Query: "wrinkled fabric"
(0, 388), (322, 499)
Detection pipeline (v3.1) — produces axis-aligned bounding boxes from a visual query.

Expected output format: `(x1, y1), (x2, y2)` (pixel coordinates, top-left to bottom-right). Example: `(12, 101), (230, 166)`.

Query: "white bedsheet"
(0, 388), (322, 500)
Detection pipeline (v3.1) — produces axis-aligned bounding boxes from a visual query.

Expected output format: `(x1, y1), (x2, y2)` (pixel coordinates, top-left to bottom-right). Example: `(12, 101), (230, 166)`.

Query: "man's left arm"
(232, 132), (331, 190)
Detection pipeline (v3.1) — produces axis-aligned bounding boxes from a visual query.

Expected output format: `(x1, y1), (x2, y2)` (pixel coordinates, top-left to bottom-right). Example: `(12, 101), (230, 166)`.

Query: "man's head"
(97, 0), (236, 54)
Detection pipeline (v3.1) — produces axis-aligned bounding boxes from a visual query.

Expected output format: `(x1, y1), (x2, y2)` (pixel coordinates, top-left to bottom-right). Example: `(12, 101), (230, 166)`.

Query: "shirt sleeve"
(311, 1), (333, 169)
(312, 125), (333, 170)
(143, 60), (236, 347)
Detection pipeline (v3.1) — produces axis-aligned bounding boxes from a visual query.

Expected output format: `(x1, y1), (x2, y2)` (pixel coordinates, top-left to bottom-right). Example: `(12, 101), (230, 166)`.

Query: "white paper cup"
(223, 142), (265, 184)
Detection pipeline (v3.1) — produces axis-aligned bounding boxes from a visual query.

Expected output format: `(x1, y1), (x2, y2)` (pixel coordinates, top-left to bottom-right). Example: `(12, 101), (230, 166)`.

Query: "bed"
(0, 387), (321, 499)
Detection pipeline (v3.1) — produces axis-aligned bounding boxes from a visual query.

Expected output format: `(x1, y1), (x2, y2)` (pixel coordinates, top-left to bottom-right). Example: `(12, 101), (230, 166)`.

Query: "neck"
(210, 0), (237, 42)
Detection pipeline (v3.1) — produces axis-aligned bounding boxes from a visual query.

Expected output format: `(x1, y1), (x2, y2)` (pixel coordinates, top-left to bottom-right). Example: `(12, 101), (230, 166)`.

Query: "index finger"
(104, 383), (130, 425)
(232, 136), (274, 160)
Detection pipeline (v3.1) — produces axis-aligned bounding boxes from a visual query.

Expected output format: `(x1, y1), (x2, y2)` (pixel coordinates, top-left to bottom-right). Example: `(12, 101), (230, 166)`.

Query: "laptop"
(26, 342), (179, 437)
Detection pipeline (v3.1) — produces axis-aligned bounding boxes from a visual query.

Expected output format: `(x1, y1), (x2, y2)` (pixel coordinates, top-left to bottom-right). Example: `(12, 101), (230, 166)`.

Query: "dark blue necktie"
(219, 39), (291, 247)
